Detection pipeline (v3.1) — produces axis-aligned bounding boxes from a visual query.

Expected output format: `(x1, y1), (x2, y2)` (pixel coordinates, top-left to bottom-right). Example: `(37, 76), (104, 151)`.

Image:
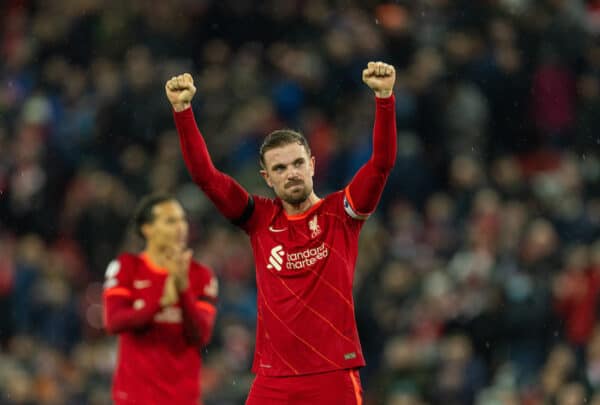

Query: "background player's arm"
(159, 249), (218, 347)
(176, 262), (218, 347)
(103, 257), (167, 334)
(179, 286), (217, 347)
(166, 74), (254, 225)
(345, 62), (397, 218)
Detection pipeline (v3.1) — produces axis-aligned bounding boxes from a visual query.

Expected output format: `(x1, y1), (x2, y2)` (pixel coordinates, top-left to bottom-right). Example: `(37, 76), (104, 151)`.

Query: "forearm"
(179, 288), (217, 347)
(346, 95), (397, 214)
(372, 94), (397, 172)
(103, 297), (161, 334)
(173, 108), (250, 220)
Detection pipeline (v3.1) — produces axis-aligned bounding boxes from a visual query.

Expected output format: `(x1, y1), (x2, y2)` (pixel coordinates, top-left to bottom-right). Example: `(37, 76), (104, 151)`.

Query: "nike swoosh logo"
(269, 226), (288, 233)
(133, 280), (152, 289)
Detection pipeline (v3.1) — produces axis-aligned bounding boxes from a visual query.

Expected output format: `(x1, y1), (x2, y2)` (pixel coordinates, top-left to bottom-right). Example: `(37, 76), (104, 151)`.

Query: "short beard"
(280, 187), (311, 205)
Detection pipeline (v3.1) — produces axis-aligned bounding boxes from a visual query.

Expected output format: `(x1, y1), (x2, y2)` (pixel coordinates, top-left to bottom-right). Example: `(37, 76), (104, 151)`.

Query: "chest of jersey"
(257, 209), (355, 277)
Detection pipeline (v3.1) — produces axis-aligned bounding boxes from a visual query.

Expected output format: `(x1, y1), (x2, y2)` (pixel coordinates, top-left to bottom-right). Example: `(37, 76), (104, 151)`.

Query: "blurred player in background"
(166, 61), (396, 404)
(103, 194), (218, 405)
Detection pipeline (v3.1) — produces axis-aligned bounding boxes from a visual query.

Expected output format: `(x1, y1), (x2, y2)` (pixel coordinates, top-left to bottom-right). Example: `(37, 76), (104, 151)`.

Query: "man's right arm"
(102, 256), (164, 334)
(167, 73), (252, 223)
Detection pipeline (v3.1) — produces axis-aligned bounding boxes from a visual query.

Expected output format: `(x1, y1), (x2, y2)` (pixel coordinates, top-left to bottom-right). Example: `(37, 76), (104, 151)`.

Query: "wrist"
(172, 102), (191, 112)
(375, 89), (393, 98)
(175, 275), (189, 292)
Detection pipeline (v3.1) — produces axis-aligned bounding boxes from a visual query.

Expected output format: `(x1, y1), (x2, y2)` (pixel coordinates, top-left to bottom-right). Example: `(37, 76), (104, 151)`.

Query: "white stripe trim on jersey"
(343, 196), (370, 220)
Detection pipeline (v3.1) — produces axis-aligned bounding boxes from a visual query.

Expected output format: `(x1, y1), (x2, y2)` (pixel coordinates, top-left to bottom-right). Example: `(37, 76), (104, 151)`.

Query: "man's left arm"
(345, 62), (397, 218)
(158, 248), (218, 347)
(178, 269), (218, 347)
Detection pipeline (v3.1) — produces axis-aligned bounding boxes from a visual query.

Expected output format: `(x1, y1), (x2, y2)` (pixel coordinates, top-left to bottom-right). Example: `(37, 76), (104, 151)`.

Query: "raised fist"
(165, 73), (196, 112)
(362, 61), (395, 98)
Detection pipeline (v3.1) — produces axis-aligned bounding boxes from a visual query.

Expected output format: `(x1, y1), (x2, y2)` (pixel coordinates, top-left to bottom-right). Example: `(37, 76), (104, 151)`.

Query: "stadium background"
(2, 0), (600, 404)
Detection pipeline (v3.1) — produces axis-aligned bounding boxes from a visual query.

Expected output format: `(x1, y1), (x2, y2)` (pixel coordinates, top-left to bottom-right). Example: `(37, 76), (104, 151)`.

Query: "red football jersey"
(172, 94), (397, 379)
(103, 253), (218, 405)
(241, 188), (367, 376)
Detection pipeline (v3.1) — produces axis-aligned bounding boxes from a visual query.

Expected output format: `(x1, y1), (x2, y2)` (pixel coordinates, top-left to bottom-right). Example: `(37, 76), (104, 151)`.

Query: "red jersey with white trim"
(241, 188), (367, 376)
(103, 253), (218, 405)
(173, 94), (397, 378)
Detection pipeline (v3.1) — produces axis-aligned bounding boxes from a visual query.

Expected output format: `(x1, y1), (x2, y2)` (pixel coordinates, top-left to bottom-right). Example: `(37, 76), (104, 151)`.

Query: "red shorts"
(245, 368), (363, 405)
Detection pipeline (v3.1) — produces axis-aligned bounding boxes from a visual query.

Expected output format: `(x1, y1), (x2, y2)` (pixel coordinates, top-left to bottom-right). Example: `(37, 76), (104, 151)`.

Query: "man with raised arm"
(166, 61), (396, 404)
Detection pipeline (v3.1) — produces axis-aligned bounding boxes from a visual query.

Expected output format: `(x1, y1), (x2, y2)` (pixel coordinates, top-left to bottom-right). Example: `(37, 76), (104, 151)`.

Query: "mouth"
(285, 181), (303, 189)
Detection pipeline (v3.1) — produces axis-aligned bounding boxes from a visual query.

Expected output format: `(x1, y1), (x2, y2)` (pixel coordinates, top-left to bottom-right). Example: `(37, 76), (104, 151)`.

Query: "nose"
(288, 166), (301, 178)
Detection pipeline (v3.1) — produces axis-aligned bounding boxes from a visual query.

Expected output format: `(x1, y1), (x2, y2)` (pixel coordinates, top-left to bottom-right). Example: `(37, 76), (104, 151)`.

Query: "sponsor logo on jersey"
(266, 243), (329, 271)
(266, 245), (285, 271)
(268, 226), (288, 233)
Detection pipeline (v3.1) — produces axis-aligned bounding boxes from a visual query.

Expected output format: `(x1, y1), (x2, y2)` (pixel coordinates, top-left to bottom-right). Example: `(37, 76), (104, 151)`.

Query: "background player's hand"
(156, 244), (192, 292)
(160, 276), (178, 307)
(165, 73), (196, 112)
(362, 61), (395, 98)
(173, 249), (192, 292)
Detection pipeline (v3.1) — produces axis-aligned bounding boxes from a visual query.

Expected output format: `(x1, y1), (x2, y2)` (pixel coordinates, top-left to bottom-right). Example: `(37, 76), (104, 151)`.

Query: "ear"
(260, 169), (273, 188)
(141, 223), (153, 240)
(310, 156), (315, 177)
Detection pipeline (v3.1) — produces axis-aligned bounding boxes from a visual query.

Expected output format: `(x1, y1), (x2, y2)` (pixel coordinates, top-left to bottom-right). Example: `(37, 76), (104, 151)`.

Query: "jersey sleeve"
(102, 254), (164, 334)
(238, 194), (277, 234)
(173, 107), (255, 224)
(344, 95), (397, 220)
(179, 262), (219, 347)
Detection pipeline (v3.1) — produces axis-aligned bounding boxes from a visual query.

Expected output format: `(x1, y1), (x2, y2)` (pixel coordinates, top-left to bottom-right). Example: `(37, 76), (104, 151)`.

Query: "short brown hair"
(259, 129), (311, 168)
(132, 193), (176, 239)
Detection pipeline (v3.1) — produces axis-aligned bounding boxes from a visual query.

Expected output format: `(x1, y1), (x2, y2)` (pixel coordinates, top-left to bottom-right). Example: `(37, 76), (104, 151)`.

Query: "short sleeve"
(103, 254), (135, 299)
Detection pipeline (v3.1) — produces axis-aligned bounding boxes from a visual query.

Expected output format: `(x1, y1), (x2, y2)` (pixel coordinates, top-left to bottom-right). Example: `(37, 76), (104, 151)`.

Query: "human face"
(142, 200), (189, 249)
(261, 142), (315, 205)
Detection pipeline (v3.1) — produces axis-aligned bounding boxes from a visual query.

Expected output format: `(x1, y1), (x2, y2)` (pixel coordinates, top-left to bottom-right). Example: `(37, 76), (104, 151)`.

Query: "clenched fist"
(362, 61), (395, 98)
(165, 73), (196, 112)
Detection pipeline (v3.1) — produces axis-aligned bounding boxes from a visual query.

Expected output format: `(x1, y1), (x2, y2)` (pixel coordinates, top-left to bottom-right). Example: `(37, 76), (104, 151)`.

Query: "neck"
(282, 192), (321, 216)
(142, 243), (164, 266)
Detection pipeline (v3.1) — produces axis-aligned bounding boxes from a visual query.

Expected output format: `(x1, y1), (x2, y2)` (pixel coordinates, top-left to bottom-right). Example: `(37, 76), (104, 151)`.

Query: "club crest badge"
(309, 215), (321, 238)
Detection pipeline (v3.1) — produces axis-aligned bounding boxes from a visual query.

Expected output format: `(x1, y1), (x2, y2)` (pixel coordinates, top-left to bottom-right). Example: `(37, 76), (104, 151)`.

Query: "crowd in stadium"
(2, 0), (600, 404)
